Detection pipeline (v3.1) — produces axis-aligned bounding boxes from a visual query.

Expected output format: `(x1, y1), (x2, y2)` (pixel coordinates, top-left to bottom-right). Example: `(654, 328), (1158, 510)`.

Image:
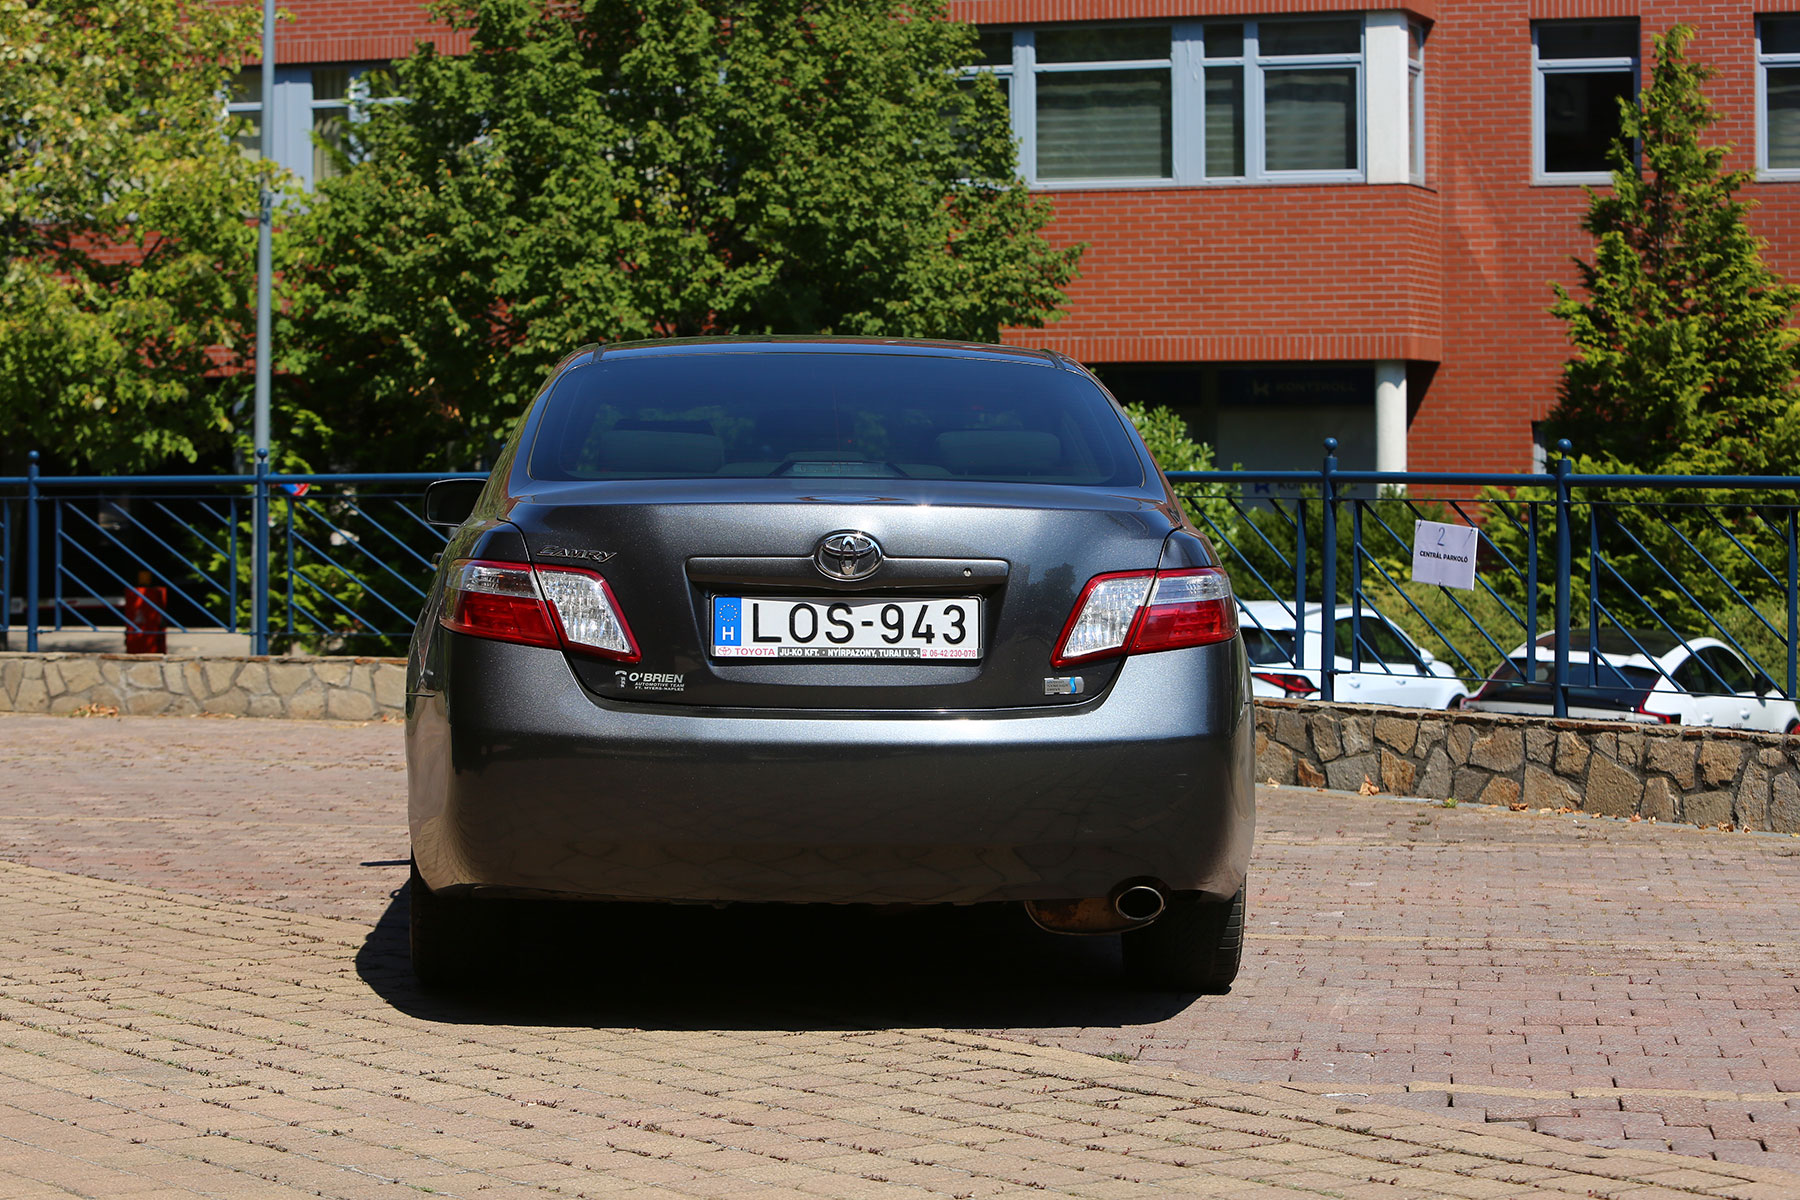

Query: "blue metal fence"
(2, 440), (1797, 723)
(1167, 438), (1800, 721)
(0, 451), (482, 658)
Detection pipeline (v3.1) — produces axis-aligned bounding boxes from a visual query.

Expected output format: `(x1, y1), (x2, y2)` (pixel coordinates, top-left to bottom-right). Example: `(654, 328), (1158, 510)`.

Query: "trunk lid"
(508, 478), (1179, 710)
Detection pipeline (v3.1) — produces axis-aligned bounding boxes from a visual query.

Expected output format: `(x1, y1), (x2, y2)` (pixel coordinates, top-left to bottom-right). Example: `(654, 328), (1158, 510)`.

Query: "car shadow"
(354, 885), (1201, 1031)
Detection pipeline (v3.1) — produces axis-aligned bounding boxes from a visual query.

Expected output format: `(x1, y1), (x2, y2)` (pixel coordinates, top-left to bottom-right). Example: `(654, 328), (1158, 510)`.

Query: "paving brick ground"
(4, 711), (1800, 1197)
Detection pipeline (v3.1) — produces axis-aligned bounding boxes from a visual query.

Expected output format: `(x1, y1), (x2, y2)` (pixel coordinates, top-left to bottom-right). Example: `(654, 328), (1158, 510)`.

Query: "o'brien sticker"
(613, 670), (685, 692)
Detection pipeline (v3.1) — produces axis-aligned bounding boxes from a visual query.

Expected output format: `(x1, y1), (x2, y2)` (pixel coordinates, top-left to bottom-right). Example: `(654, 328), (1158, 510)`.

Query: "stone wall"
(1256, 699), (1800, 833)
(0, 653), (405, 721)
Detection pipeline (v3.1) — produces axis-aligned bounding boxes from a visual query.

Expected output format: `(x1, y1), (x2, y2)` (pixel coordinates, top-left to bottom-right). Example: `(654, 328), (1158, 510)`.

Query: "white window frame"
(225, 63), (395, 190)
(975, 19), (1367, 190)
(1531, 21), (1639, 185)
(1756, 15), (1800, 180)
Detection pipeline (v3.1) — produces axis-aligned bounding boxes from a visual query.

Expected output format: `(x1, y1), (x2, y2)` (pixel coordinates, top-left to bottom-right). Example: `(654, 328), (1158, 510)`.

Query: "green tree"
(284, 0), (1082, 471)
(0, 0), (281, 472)
(1547, 23), (1800, 474)
(1120, 400), (1239, 540)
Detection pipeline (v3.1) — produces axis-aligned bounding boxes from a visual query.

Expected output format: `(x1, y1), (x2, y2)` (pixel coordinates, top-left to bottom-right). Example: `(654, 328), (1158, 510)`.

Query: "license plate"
(711, 596), (980, 659)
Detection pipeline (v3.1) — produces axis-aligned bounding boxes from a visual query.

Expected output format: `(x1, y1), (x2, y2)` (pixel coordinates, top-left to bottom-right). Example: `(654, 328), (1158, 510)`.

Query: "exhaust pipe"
(1024, 880), (1170, 934)
(1113, 884), (1166, 923)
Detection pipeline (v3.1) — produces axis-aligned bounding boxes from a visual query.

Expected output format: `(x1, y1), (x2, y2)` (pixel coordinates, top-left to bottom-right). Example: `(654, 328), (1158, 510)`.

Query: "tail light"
(441, 558), (639, 662)
(1052, 567), (1237, 668)
(1253, 671), (1318, 697)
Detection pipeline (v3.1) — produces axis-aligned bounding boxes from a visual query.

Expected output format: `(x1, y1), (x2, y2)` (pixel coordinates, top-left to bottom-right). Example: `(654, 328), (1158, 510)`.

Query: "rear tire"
(1122, 886), (1245, 993)
(409, 860), (509, 991)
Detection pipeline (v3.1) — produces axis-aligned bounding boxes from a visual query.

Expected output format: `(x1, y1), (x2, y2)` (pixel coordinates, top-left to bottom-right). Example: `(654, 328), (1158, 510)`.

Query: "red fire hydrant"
(123, 571), (168, 654)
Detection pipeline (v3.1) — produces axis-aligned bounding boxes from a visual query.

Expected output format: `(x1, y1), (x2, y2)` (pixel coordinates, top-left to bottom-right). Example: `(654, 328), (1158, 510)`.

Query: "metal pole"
(1351, 501), (1363, 672)
(253, 0), (275, 649)
(1, 493), (9, 648)
(1787, 507), (1797, 700)
(1293, 498), (1306, 671)
(1588, 496), (1601, 679)
(285, 491), (296, 639)
(228, 497), (238, 631)
(52, 494), (61, 631)
(253, 449), (270, 655)
(1525, 502), (1538, 686)
(1553, 440), (1573, 719)
(255, 0), (274, 462)
(1320, 438), (1339, 703)
(24, 452), (38, 653)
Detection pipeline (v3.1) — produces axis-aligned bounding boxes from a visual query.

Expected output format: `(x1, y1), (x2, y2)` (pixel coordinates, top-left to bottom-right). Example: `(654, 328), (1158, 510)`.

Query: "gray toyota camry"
(407, 338), (1255, 991)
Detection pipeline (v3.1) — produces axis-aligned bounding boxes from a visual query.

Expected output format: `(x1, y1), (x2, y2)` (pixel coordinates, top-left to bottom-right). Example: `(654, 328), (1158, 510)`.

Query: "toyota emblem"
(815, 531), (882, 580)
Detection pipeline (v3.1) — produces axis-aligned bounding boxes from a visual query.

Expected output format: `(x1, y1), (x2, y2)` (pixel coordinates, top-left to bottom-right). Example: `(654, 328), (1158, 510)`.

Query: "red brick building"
(243, 0), (1800, 473)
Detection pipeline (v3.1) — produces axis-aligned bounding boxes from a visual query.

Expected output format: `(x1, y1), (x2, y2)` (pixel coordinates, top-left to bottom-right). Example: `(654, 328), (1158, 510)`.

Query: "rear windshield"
(528, 352), (1145, 486)
(1478, 657), (1663, 712)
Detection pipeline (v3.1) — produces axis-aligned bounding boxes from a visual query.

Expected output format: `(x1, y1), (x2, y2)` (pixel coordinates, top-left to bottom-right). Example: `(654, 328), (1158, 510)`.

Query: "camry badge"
(538, 545), (616, 564)
(815, 531), (882, 580)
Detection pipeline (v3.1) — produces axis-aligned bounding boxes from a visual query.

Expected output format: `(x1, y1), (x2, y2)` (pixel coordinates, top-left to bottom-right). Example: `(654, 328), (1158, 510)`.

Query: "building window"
(968, 29), (1014, 100)
(1533, 20), (1638, 182)
(1202, 24), (1246, 178)
(309, 68), (355, 184)
(970, 18), (1368, 187)
(1034, 26), (1173, 180)
(1408, 23), (1425, 181)
(225, 64), (395, 189)
(227, 71), (264, 159)
(1254, 19), (1361, 174)
(1758, 16), (1800, 176)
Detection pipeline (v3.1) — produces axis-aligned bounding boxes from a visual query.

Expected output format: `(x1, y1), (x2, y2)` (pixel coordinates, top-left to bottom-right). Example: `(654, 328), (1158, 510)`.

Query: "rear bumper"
(407, 636), (1255, 905)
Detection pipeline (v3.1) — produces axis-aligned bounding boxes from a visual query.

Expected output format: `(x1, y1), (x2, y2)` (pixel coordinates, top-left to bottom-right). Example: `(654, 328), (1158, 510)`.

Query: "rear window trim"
(598, 344), (1068, 370)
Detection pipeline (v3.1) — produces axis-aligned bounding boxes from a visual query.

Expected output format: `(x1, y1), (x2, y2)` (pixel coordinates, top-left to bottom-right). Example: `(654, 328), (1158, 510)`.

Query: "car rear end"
(1238, 602), (1322, 700)
(405, 340), (1255, 987)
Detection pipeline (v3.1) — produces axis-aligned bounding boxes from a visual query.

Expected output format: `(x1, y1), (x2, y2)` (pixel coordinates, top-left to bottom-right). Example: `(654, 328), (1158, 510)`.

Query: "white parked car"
(1239, 601), (1471, 710)
(1465, 629), (1799, 732)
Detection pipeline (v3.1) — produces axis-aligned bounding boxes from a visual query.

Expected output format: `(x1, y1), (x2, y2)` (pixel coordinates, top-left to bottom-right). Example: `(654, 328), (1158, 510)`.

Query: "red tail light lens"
(1253, 671), (1318, 697)
(1131, 569), (1239, 652)
(442, 560), (559, 649)
(1053, 567), (1237, 668)
(441, 559), (639, 662)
